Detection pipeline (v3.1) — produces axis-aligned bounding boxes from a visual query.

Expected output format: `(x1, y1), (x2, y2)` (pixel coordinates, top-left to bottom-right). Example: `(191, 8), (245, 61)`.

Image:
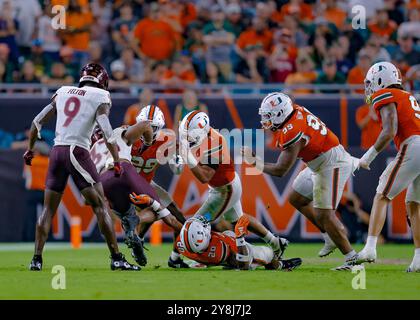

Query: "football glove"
(129, 192), (153, 209)
(23, 150), (35, 166)
(235, 215), (250, 238)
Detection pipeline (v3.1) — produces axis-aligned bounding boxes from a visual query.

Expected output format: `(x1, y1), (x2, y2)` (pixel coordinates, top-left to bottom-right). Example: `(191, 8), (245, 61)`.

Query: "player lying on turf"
(242, 92), (359, 271)
(130, 105), (189, 268)
(24, 63), (138, 271)
(351, 62), (420, 272)
(90, 121), (184, 268)
(178, 111), (289, 259)
(177, 215), (302, 270)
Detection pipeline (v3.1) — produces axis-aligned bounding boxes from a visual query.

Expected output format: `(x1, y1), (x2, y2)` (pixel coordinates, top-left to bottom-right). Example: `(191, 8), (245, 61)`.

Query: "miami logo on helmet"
(270, 97), (283, 108)
(198, 117), (208, 129)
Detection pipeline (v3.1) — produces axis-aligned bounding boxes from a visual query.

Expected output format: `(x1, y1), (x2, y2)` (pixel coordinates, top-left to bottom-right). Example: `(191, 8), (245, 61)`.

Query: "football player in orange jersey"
(130, 105), (190, 268)
(177, 215), (302, 271)
(352, 62), (420, 272)
(243, 92), (359, 270)
(179, 110), (289, 259)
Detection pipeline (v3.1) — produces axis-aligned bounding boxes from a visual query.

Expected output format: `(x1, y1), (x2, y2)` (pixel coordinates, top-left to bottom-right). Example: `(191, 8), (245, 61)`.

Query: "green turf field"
(0, 242), (419, 300)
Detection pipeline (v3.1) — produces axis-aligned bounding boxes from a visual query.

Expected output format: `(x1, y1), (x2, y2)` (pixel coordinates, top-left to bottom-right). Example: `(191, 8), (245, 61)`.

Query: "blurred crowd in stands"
(0, 0), (419, 92)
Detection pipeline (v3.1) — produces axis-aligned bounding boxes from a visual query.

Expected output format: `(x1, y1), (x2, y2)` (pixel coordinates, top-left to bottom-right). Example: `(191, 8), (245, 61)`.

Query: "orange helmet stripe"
(183, 221), (193, 252)
(148, 105), (156, 121)
(185, 111), (200, 129)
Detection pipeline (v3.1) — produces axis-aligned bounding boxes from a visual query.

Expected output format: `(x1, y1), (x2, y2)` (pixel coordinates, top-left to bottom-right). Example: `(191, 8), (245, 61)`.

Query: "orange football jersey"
(176, 231), (237, 266)
(193, 128), (235, 188)
(372, 88), (420, 150)
(275, 105), (340, 162)
(131, 131), (173, 182)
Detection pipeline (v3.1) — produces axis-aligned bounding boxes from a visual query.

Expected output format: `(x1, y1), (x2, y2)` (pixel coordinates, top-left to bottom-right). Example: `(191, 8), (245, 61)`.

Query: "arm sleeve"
(96, 114), (116, 144)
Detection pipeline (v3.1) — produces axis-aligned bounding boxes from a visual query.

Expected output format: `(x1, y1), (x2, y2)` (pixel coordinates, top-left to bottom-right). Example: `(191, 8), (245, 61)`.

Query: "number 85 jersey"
(54, 85), (112, 150)
(275, 105), (339, 162)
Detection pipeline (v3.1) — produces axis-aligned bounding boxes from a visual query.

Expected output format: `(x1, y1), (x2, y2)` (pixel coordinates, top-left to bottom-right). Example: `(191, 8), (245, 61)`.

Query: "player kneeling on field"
(177, 216), (302, 271)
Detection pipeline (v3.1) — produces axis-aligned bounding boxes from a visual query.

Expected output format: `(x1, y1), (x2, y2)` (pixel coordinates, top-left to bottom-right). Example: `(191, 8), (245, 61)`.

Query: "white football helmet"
(180, 216), (211, 253)
(259, 92), (293, 131)
(136, 105), (165, 140)
(179, 111), (210, 148)
(364, 61), (402, 102)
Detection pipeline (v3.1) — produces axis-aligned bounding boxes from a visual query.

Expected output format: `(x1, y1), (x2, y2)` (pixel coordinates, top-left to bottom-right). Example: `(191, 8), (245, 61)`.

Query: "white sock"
(170, 251), (180, 261)
(365, 236), (378, 250)
(322, 232), (334, 245)
(263, 232), (279, 250)
(345, 250), (356, 260)
(414, 248), (420, 258)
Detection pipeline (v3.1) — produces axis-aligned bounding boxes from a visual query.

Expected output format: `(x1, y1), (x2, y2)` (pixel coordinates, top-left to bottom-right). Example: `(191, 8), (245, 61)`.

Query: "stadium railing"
(0, 83), (365, 96)
(1, 83), (418, 98)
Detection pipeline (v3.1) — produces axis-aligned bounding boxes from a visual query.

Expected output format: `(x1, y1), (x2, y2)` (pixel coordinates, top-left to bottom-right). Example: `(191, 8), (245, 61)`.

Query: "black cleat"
(168, 257), (190, 269)
(279, 257), (302, 271)
(124, 232), (147, 266)
(110, 253), (140, 271)
(29, 255), (42, 271)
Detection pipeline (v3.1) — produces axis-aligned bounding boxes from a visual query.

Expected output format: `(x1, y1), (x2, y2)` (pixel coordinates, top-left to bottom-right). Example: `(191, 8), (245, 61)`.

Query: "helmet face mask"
(259, 109), (276, 130)
(136, 105), (165, 141)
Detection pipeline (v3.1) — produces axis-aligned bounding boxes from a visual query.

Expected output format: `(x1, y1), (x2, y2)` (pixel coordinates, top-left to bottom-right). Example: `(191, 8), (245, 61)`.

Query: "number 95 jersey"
(54, 86), (111, 150)
(275, 105), (339, 162)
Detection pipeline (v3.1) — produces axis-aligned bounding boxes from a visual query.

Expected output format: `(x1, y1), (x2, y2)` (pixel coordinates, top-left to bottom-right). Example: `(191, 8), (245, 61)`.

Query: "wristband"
(236, 253), (251, 262)
(151, 200), (161, 212)
(361, 146), (379, 165)
(236, 237), (246, 247)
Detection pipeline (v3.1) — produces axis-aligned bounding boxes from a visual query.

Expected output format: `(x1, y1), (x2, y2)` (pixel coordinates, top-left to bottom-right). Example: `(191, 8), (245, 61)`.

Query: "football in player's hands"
(23, 150), (35, 166)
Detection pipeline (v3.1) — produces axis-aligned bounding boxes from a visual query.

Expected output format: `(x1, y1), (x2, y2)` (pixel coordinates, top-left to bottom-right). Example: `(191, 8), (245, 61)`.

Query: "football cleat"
(350, 248), (377, 265)
(279, 258), (302, 271)
(406, 257), (420, 273)
(331, 261), (355, 271)
(124, 232), (147, 266)
(332, 253), (360, 271)
(110, 253), (140, 271)
(29, 255), (42, 271)
(318, 242), (337, 257)
(168, 257), (190, 269)
(274, 237), (289, 259)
